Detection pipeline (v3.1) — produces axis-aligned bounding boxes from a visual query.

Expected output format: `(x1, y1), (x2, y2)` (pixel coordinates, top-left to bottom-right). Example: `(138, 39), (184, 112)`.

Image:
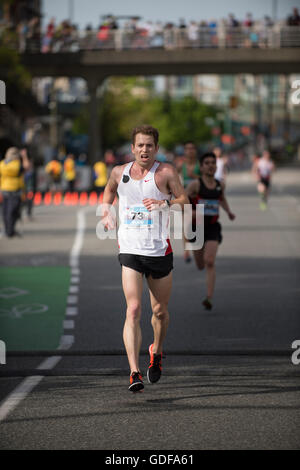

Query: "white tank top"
(215, 158), (225, 181)
(117, 161), (172, 256)
(257, 159), (273, 179)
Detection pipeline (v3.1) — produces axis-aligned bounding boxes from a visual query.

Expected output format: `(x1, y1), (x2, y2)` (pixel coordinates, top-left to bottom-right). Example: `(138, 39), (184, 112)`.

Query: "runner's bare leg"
(203, 240), (219, 299)
(122, 266), (143, 373)
(147, 272), (173, 354)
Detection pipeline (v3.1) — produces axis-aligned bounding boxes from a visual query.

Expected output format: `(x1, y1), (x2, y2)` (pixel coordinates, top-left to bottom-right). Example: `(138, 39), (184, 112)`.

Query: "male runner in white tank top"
(252, 150), (275, 210)
(101, 125), (188, 392)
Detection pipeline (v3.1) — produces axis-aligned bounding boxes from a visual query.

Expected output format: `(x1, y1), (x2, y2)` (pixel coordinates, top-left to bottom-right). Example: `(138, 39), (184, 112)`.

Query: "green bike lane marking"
(0, 267), (70, 351)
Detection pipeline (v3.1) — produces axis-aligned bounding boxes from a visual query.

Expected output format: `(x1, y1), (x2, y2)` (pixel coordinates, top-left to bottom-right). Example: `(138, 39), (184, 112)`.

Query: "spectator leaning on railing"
(4, 13), (300, 53)
(287, 7), (300, 26)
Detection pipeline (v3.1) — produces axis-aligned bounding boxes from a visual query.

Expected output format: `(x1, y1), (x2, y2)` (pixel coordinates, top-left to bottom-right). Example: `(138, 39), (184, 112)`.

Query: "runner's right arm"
(101, 165), (122, 229)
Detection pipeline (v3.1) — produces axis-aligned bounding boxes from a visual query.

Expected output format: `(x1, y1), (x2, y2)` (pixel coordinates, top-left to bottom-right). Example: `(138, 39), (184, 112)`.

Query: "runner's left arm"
(167, 165), (189, 209)
(143, 165), (189, 211)
(219, 182), (235, 220)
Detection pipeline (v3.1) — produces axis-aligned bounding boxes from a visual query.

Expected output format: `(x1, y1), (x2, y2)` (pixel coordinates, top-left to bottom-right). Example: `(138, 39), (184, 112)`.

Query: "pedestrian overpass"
(20, 47), (300, 161)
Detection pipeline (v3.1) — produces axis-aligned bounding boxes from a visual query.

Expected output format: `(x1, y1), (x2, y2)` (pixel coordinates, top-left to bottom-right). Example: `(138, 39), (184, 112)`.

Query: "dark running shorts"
(118, 253), (173, 279)
(260, 177), (270, 188)
(187, 221), (222, 245)
(204, 221), (222, 244)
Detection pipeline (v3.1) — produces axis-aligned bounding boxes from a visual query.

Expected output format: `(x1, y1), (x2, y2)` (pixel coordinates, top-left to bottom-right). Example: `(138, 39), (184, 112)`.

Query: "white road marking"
(69, 285), (79, 294)
(0, 207), (93, 423)
(37, 356), (62, 370)
(66, 306), (78, 316)
(58, 335), (74, 349)
(70, 209), (86, 268)
(63, 320), (75, 329)
(67, 295), (78, 304)
(0, 376), (44, 422)
(71, 268), (80, 276)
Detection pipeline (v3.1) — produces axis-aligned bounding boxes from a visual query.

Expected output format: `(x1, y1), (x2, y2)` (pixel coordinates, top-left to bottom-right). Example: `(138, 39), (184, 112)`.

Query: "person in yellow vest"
(45, 157), (63, 192)
(63, 153), (76, 193)
(0, 147), (29, 237)
(93, 159), (108, 195)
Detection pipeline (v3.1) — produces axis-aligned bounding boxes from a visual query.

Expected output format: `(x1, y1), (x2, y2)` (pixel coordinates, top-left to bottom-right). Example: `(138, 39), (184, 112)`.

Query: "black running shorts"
(260, 177), (270, 188)
(204, 221), (222, 244)
(118, 253), (173, 279)
(187, 221), (222, 245)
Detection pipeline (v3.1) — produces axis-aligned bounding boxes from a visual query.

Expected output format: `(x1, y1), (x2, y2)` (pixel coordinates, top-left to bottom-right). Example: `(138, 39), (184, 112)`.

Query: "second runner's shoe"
(128, 372), (144, 392)
(202, 298), (213, 310)
(147, 344), (162, 384)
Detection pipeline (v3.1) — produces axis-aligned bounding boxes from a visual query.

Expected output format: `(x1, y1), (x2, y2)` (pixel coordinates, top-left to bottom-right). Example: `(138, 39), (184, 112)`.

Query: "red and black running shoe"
(147, 344), (162, 384)
(128, 371), (144, 392)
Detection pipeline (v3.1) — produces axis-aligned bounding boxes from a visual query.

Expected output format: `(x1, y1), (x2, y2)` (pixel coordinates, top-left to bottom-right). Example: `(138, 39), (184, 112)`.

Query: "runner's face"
(184, 144), (196, 159)
(131, 133), (158, 168)
(201, 157), (216, 176)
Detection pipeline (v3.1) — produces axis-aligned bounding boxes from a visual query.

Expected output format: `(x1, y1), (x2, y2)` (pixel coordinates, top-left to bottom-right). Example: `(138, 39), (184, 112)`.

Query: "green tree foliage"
(0, 46), (31, 90)
(73, 77), (218, 151)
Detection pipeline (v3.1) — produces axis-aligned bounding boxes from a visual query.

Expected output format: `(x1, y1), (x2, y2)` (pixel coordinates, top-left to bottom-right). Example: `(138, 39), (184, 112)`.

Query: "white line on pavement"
(66, 306), (78, 316)
(67, 295), (78, 304)
(0, 206), (94, 423)
(69, 285), (79, 294)
(0, 376), (44, 422)
(63, 320), (75, 329)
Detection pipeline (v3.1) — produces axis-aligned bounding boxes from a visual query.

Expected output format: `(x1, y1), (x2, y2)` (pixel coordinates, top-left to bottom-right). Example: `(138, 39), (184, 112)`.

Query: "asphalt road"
(0, 166), (299, 450)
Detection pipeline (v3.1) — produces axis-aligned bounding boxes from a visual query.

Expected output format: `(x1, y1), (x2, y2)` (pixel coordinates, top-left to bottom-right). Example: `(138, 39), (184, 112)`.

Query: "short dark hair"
(184, 141), (196, 147)
(200, 152), (217, 165)
(131, 125), (159, 146)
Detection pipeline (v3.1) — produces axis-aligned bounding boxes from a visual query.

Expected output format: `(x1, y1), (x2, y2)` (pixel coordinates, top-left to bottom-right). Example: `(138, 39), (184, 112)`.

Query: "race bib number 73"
(124, 206), (153, 228)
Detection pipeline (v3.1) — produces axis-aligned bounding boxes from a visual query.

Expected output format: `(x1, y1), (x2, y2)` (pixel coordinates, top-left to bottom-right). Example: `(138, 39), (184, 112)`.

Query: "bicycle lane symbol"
(0, 304), (49, 319)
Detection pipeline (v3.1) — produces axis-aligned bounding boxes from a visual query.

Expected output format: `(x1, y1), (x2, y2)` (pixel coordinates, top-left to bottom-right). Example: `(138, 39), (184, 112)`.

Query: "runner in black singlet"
(186, 152), (236, 310)
(176, 141), (201, 263)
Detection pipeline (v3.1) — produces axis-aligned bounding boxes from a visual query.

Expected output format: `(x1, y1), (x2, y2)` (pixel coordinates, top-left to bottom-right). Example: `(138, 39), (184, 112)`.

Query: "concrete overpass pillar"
(253, 75), (262, 151)
(283, 75), (291, 144)
(87, 77), (105, 163)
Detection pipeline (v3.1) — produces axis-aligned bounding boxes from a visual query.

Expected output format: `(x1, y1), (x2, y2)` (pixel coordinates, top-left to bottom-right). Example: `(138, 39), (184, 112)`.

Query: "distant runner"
(252, 150), (275, 210)
(186, 152), (235, 310)
(177, 141), (201, 263)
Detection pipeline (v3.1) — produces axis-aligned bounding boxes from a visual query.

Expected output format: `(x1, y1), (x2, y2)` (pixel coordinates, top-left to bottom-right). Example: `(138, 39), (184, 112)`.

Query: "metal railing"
(2, 25), (300, 53)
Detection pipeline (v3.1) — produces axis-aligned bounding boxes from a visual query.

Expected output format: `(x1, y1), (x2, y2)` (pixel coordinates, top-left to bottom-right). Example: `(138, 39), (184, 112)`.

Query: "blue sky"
(42, 0), (300, 28)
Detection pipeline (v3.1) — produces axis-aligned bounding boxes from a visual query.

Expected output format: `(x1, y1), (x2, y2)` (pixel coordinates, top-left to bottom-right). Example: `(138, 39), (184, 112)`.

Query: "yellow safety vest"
(0, 159), (23, 191)
(64, 158), (76, 181)
(94, 161), (108, 187)
(45, 160), (62, 180)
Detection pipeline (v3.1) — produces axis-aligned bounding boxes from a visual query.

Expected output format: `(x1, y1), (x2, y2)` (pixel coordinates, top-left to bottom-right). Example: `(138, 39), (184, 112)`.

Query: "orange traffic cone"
(34, 192), (42, 205)
(71, 192), (79, 206)
(44, 192), (52, 206)
(64, 192), (71, 206)
(79, 192), (88, 206)
(53, 192), (62, 206)
(89, 191), (98, 205)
